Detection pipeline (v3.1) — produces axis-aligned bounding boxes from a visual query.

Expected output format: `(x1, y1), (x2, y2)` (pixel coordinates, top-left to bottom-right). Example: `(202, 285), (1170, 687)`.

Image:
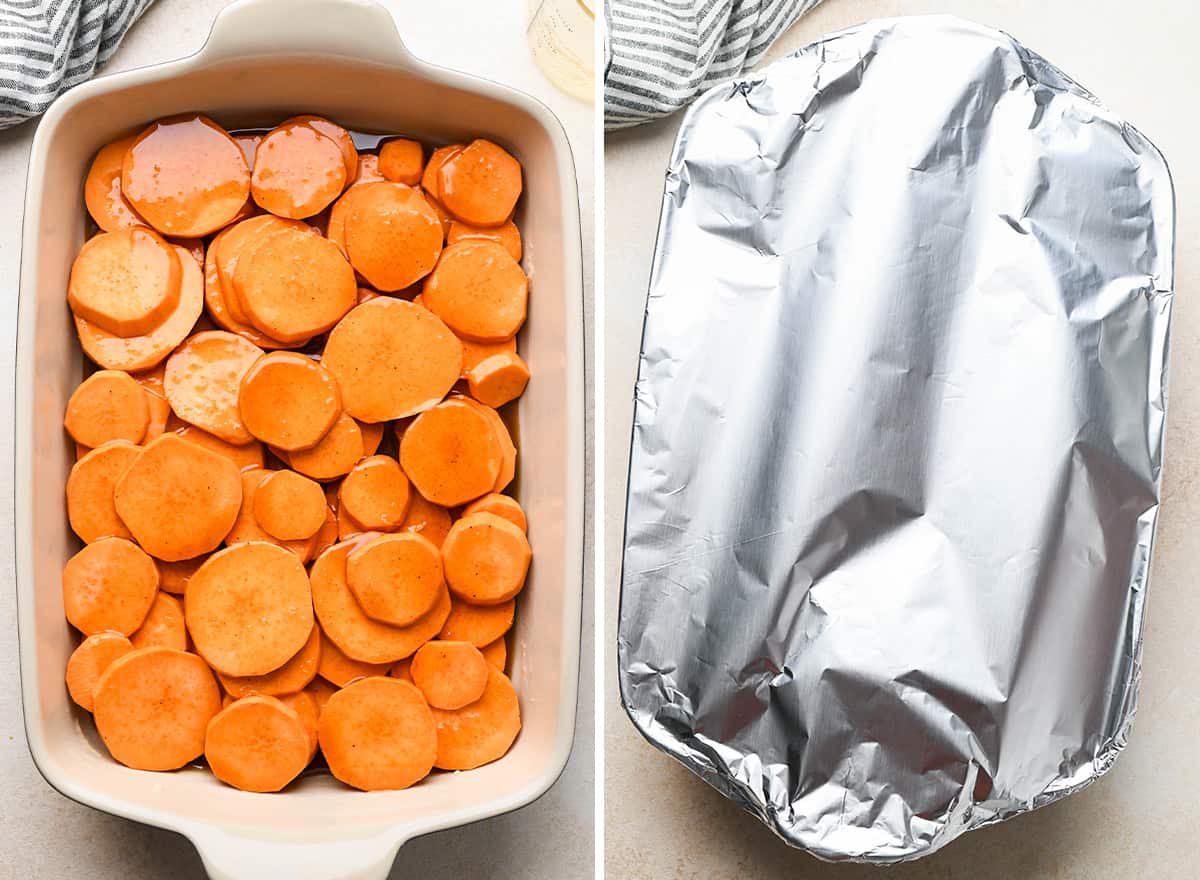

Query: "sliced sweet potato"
(63, 537), (158, 635)
(170, 415), (265, 472)
(113, 434), (242, 561)
(68, 227), (181, 338)
(338, 455), (411, 531)
(398, 398), (500, 506)
(84, 136), (142, 232)
(205, 695), (311, 792)
(279, 115), (358, 182)
(318, 677), (437, 791)
(66, 632), (133, 711)
(441, 512), (530, 605)
(311, 537), (451, 664)
(185, 541), (314, 677)
(378, 138), (423, 185)
(353, 153), (384, 186)
(322, 298), (461, 422)
(254, 469), (327, 540)
(288, 413), (363, 481)
(203, 228), (299, 349)
(480, 637), (507, 671)
(122, 115), (251, 236)
(239, 351), (342, 451)
(307, 675), (338, 716)
(447, 219), (522, 261)
(64, 370), (149, 447)
(218, 623), (321, 698)
(438, 597), (515, 647)
(251, 121), (347, 219)
(420, 144), (463, 200)
(429, 666), (520, 770)
(317, 632), (391, 686)
(343, 182), (443, 291)
(130, 591), (188, 650)
(401, 492), (453, 547)
(279, 689), (320, 760)
(66, 440), (139, 543)
(215, 215), (308, 326)
(358, 420), (385, 456)
(233, 225), (357, 343)
(75, 244), (204, 372)
(165, 331), (264, 445)
(410, 640), (488, 710)
(158, 555), (204, 596)
(463, 493), (527, 532)
(463, 397), (517, 493)
(466, 350), (530, 408)
(438, 139), (522, 227)
(225, 468), (315, 560)
(346, 532), (442, 626)
(421, 241), (527, 342)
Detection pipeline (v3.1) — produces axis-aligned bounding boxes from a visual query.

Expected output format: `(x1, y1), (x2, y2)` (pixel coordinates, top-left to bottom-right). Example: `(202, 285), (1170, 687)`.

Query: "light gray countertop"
(604, 1), (1200, 877)
(0, 2), (595, 878)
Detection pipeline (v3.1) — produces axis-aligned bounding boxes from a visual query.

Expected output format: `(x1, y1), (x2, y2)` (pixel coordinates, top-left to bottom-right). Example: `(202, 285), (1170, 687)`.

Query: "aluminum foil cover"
(618, 15), (1174, 863)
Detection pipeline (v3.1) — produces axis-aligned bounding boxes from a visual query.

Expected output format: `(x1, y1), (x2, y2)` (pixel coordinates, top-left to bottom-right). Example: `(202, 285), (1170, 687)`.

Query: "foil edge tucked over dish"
(618, 15), (1175, 863)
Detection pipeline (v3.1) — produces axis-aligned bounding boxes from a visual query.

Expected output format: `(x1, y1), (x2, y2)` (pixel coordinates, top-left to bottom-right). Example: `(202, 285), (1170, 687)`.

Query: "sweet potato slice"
(441, 512), (531, 605)
(322, 298), (461, 422)
(429, 666), (520, 770)
(132, 365), (172, 443)
(353, 153), (384, 186)
(185, 541), (314, 677)
(235, 133), (261, 169)
(481, 637), (507, 671)
(254, 469), (327, 540)
(346, 532), (443, 626)
(466, 350), (530, 408)
(170, 415), (265, 472)
(343, 182), (443, 291)
(311, 506), (340, 558)
(66, 632), (133, 711)
(311, 538), (451, 664)
(113, 433), (242, 561)
(421, 241), (527, 343)
(279, 115), (358, 182)
(84, 136), (142, 232)
(158, 555), (204, 596)
(420, 144), (463, 200)
(165, 331), (265, 445)
(358, 420), (385, 456)
(318, 677), (437, 791)
(401, 493), (453, 547)
(67, 441), (139, 543)
(218, 623), (321, 698)
(203, 229), (298, 349)
(216, 214), (308, 325)
(93, 646), (222, 771)
(225, 468), (314, 560)
(398, 398), (501, 506)
(317, 632), (392, 686)
(63, 537), (158, 636)
(122, 115), (250, 237)
(68, 227), (181, 338)
(410, 641), (488, 710)
(130, 591), (188, 650)
(379, 138), (423, 186)
(438, 139), (522, 227)
(239, 351), (342, 451)
(307, 676), (338, 716)
(338, 455), (411, 531)
(279, 689), (320, 759)
(251, 122), (347, 219)
(64, 370), (149, 447)
(447, 218), (522, 261)
(463, 397), (517, 493)
(234, 225), (357, 342)
(438, 597), (515, 647)
(205, 695), (311, 792)
(463, 493), (527, 532)
(76, 245), (204, 372)
(288, 413), (363, 481)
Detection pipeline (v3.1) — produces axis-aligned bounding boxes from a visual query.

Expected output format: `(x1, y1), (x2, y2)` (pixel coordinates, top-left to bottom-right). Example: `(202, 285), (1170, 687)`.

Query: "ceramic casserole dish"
(14, 0), (584, 876)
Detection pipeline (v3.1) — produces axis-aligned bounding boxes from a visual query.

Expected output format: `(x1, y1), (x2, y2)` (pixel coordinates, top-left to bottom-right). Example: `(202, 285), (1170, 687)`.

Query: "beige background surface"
(604, 2), (1200, 878)
(0, 2), (594, 878)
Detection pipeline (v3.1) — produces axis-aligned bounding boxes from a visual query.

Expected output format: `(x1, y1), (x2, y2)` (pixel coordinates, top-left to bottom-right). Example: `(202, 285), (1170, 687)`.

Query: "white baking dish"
(14, 1), (584, 876)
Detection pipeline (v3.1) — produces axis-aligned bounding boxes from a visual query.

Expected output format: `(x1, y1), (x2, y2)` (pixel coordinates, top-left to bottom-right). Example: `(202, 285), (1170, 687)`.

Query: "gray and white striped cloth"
(604, 0), (824, 129)
(1, 0), (155, 129)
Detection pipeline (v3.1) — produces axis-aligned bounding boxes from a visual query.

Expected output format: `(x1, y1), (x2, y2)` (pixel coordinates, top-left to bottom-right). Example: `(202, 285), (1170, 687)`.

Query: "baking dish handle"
(192, 829), (401, 880)
(198, 0), (413, 67)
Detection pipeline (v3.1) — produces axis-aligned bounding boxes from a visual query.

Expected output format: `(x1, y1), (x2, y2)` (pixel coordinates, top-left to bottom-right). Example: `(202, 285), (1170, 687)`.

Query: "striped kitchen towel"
(1, 0), (156, 129)
(604, 0), (824, 129)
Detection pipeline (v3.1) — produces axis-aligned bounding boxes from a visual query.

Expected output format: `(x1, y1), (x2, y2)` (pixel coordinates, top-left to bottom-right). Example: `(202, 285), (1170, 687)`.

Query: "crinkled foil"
(618, 15), (1175, 863)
